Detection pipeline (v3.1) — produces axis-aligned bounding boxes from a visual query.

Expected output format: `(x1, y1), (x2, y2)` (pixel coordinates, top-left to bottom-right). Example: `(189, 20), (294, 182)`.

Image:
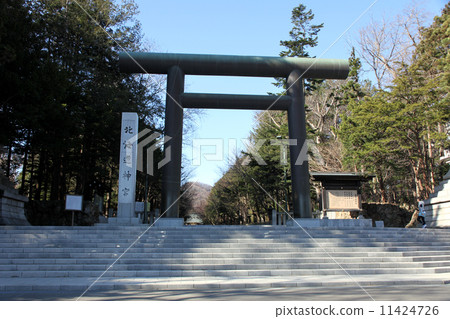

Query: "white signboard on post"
(324, 189), (360, 211)
(65, 195), (83, 211)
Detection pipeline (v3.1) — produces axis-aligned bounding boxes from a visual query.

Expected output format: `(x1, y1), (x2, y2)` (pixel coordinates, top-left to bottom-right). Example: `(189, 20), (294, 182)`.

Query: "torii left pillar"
(161, 66), (185, 219)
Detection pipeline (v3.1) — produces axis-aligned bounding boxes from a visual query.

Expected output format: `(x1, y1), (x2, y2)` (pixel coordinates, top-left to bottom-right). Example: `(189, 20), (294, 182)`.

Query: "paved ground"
(0, 273), (448, 289)
(1, 285), (450, 301)
(1, 273), (449, 301)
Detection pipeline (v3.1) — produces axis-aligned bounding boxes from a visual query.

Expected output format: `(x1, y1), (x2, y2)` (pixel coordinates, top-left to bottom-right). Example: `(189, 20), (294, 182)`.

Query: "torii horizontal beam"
(119, 52), (349, 79)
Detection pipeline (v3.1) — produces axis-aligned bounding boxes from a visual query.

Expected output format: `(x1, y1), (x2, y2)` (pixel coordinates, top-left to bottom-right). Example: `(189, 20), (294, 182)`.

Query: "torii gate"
(119, 52), (349, 220)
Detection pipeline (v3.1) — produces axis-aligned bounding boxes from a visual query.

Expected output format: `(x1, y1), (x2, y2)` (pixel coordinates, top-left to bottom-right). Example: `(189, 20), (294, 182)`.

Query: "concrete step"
(1, 246), (450, 258)
(1, 267), (448, 279)
(1, 254), (449, 267)
(1, 249), (449, 260)
(3, 239), (450, 248)
(3, 231), (449, 237)
(1, 238), (449, 246)
(0, 229), (406, 234)
(0, 253), (420, 265)
(3, 234), (450, 241)
(2, 237), (449, 245)
(1, 226), (449, 234)
(1, 260), (448, 272)
(2, 240), (450, 250)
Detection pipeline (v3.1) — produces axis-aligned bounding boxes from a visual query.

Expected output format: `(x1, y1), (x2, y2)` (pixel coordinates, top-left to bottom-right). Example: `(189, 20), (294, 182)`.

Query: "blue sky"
(134, 0), (446, 186)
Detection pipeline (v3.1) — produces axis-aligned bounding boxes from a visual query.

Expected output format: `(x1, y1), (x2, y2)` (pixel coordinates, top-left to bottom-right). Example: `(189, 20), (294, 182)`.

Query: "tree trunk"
(28, 150), (35, 200)
(426, 126), (435, 192)
(42, 164), (49, 201)
(107, 165), (113, 214)
(20, 133), (30, 195)
(59, 154), (67, 200)
(375, 168), (388, 203)
(411, 163), (423, 202)
(50, 154), (61, 200)
(34, 149), (45, 200)
(6, 142), (12, 179)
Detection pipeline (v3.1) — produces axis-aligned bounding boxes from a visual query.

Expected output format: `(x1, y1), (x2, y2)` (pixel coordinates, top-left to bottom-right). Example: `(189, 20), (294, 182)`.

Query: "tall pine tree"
(275, 4), (323, 91)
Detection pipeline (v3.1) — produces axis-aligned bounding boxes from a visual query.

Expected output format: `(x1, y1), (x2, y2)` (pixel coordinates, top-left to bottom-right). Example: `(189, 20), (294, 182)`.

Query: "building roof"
(310, 172), (374, 182)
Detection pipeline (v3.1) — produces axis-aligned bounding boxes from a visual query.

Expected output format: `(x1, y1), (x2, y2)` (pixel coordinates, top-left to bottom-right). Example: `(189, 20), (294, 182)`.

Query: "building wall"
(424, 170), (450, 228)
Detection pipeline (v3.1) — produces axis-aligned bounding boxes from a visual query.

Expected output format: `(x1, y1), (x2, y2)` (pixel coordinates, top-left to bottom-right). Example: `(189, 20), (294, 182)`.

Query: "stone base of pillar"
(286, 218), (374, 228)
(107, 217), (141, 225)
(154, 218), (184, 228)
(117, 202), (135, 219)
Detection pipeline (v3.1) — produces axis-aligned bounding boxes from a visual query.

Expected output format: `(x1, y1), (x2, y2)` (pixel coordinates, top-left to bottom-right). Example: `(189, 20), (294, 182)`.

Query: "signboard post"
(65, 195), (83, 226)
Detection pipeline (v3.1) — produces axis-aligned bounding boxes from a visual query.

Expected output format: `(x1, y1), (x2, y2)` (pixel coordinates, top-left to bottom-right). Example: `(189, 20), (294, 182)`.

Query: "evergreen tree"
(0, 0), (37, 177)
(275, 3), (323, 91)
(0, 0), (165, 224)
(339, 5), (449, 205)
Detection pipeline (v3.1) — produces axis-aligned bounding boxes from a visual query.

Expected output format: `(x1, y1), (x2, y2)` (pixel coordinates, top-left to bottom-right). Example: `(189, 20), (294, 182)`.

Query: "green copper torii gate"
(119, 52), (349, 219)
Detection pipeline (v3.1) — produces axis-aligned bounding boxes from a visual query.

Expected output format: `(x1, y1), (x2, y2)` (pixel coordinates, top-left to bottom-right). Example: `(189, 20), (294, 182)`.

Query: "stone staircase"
(0, 225), (450, 293)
